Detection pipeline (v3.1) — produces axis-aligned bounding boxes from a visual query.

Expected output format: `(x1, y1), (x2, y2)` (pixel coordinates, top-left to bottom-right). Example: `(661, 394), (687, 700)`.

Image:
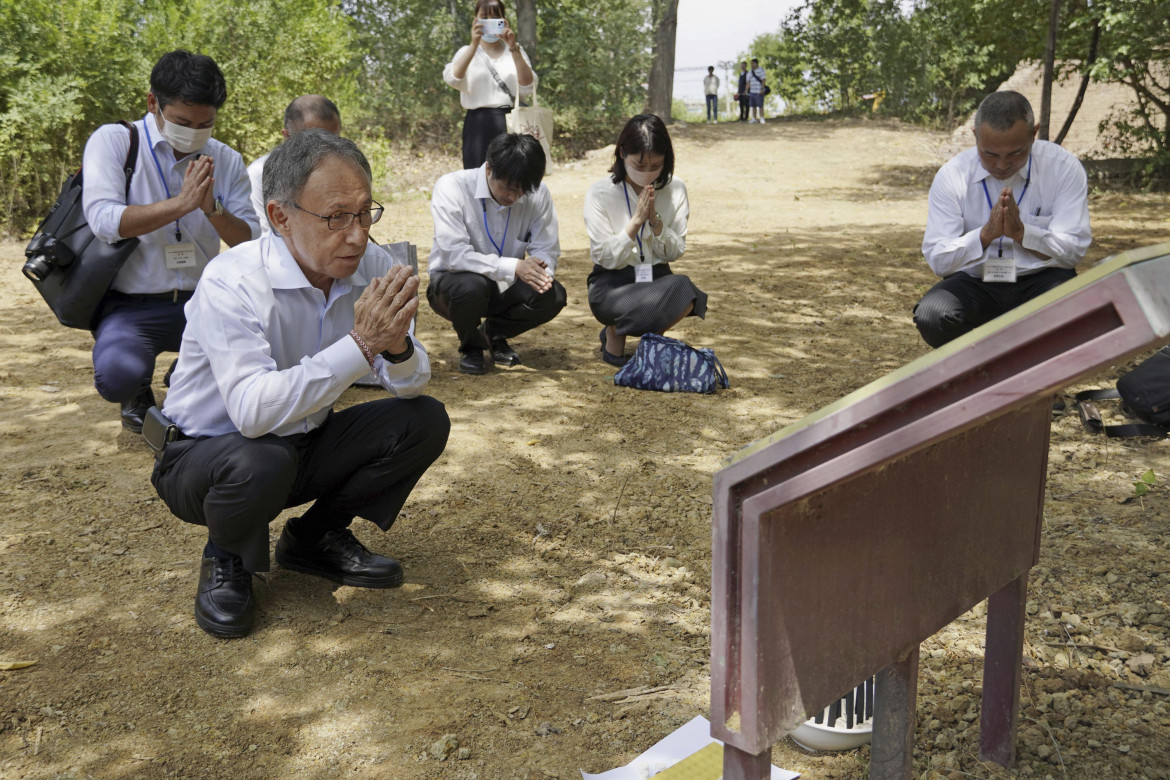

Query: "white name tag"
(982, 248), (1016, 283)
(165, 243), (198, 270)
(635, 263), (653, 284)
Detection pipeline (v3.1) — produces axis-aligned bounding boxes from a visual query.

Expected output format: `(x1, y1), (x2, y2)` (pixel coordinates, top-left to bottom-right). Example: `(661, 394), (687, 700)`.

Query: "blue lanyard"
(981, 155), (1031, 258)
(481, 199), (511, 256)
(621, 182), (645, 263)
(143, 117), (183, 243)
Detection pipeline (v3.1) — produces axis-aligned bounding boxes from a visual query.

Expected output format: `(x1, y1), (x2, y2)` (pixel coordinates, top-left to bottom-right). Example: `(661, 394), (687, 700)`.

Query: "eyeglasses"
(294, 201), (384, 231)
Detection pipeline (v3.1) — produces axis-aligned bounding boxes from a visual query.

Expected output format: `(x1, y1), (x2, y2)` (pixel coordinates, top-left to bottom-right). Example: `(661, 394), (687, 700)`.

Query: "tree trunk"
(515, 0), (537, 63)
(1038, 0), (1060, 139)
(1054, 19), (1100, 146)
(449, 0), (463, 53)
(647, 0), (680, 121)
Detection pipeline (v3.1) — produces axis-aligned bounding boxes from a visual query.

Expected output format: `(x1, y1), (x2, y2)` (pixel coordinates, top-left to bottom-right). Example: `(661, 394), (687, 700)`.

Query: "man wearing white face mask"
(82, 49), (259, 432)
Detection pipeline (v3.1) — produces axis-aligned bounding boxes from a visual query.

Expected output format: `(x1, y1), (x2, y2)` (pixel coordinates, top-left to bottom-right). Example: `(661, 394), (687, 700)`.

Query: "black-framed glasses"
(294, 201), (384, 231)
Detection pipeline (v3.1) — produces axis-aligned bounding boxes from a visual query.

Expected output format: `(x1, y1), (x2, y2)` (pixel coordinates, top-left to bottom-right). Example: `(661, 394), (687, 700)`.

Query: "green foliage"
(140, 0), (357, 161)
(749, 0), (1049, 125)
(344, 0), (465, 147)
(1133, 468), (1156, 498)
(1068, 0), (1170, 172)
(534, 0), (651, 155)
(0, 0), (148, 231)
(0, 0), (356, 235)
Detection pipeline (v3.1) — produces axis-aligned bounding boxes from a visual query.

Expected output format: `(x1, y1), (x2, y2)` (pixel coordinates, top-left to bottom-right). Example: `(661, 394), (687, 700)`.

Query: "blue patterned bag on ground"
(613, 333), (729, 394)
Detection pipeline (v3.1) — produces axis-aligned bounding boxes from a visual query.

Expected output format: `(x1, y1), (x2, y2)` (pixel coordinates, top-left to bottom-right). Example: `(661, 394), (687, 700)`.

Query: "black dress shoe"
(490, 339), (522, 366)
(120, 388), (157, 433)
(275, 525), (404, 588)
(195, 556), (255, 638)
(458, 349), (489, 375)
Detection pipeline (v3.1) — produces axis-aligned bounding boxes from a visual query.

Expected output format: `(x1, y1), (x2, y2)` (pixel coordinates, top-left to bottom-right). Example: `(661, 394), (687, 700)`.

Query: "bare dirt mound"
(944, 60), (1139, 159)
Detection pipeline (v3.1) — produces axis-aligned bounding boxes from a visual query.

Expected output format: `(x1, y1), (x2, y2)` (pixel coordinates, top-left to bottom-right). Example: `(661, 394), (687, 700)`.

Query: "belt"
(108, 290), (194, 303)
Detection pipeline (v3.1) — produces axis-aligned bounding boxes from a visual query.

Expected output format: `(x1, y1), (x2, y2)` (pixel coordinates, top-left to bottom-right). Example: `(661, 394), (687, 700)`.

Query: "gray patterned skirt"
(587, 263), (708, 336)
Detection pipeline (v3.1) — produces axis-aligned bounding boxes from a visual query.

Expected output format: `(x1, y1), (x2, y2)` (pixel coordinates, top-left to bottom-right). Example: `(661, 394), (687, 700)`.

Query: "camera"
(23, 254), (55, 283)
(22, 230), (78, 282)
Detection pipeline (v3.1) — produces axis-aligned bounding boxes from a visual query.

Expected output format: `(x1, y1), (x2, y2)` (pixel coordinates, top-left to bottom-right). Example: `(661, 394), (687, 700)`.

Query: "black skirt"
(462, 107), (510, 169)
(587, 263), (707, 336)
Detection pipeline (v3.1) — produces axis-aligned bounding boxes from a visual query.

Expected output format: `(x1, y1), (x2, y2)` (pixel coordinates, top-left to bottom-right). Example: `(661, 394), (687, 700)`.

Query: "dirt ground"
(1, 117), (1169, 780)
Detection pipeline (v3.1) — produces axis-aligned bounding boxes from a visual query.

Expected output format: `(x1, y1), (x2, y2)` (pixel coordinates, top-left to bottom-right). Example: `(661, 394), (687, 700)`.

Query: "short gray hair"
(974, 91), (1034, 133)
(262, 128), (371, 208)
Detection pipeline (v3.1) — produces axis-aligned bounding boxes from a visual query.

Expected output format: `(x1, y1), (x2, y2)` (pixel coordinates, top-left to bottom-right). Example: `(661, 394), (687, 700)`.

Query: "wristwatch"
(380, 339), (415, 364)
(203, 197), (225, 218)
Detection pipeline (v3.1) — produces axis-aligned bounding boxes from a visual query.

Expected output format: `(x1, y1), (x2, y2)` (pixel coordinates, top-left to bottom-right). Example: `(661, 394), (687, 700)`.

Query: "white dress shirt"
(704, 75), (720, 96)
(427, 164), (560, 288)
(922, 140), (1091, 279)
(247, 151), (272, 235)
(82, 113), (260, 294)
(443, 45), (537, 110)
(162, 234), (430, 439)
(583, 177), (688, 270)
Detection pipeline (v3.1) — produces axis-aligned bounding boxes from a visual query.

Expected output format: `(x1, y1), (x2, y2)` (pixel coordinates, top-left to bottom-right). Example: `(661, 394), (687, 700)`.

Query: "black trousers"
(739, 96), (749, 121)
(913, 267), (1076, 348)
(427, 270), (567, 352)
(462, 107), (510, 170)
(151, 396), (450, 572)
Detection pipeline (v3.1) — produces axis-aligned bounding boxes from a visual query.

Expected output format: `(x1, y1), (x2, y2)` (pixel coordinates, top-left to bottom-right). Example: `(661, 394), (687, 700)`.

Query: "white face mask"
(624, 158), (662, 188)
(156, 112), (213, 154)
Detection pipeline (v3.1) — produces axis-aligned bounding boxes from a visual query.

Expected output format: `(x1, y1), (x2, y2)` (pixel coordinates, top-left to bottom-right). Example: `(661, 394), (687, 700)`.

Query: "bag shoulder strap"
(1074, 388), (1169, 438)
(117, 120), (139, 197)
(478, 50), (516, 106)
(78, 120), (138, 195)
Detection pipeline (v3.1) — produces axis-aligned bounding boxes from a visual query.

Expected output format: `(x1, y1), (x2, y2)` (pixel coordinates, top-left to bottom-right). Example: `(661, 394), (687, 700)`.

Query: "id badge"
(165, 243), (198, 270)
(635, 263), (653, 284)
(982, 248), (1016, 283)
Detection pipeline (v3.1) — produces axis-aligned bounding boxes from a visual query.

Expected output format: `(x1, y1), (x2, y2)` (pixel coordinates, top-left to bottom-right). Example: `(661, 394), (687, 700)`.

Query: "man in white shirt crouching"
(151, 130), (449, 639)
(82, 50), (259, 432)
(427, 133), (564, 374)
(247, 94), (342, 235)
(914, 91), (1091, 347)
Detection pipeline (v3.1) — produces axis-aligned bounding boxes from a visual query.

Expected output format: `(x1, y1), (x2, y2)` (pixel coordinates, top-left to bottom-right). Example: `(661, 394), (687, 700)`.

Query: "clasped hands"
(352, 266), (419, 356)
(516, 257), (553, 294)
(980, 187), (1026, 249)
(176, 155), (218, 216)
(626, 184), (662, 242)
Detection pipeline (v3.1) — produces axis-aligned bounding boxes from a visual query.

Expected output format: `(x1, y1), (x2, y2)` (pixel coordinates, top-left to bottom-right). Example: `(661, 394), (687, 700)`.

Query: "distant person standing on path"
(748, 57), (766, 124)
(737, 61), (749, 122)
(584, 114), (707, 367)
(704, 66), (720, 123)
(444, 0), (537, 169)
(912, 91), (1091, 347)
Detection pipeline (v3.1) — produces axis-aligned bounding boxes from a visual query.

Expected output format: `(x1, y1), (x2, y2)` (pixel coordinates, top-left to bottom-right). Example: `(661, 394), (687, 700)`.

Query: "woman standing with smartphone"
(443, 0), (537, 169)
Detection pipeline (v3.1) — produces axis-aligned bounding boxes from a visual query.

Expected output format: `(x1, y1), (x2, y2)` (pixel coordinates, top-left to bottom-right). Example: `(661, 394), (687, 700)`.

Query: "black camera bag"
(1075, 346), (1170, 438)
(23, 120), (139, 330)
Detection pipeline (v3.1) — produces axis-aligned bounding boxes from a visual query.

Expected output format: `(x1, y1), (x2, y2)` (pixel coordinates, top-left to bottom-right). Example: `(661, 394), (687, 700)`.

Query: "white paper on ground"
(580, 715), (800, 780)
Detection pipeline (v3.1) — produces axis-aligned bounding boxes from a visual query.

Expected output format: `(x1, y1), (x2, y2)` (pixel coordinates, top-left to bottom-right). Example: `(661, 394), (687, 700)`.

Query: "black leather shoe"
(490, 339), (522, 366)
(195, 556), (255, 638)
(120, 388), (157, 433)
(458, 349), (489, 375)
(275, 525), (404, 588)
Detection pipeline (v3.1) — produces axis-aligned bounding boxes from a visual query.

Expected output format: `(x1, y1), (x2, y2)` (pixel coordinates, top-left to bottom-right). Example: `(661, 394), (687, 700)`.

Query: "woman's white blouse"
(443, 45), (537, 110)
(583, 177), (688, 270)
